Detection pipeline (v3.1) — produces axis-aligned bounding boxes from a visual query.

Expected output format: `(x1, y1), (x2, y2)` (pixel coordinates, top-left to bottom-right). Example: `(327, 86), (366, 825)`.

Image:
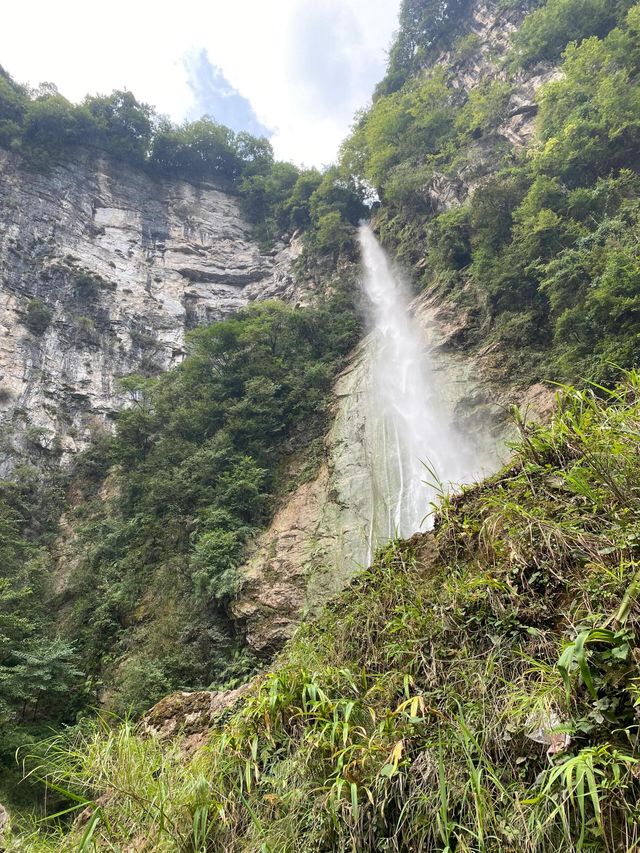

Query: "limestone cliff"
(419, 0), (561, 213)
(0, 148), (300, 472)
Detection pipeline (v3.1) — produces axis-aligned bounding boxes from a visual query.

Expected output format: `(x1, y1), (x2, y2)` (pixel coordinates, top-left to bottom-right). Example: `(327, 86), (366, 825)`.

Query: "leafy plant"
(23, 299), (52, 336)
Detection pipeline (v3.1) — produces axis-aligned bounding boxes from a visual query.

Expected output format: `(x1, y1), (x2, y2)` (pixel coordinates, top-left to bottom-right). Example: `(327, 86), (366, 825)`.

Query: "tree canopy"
(0, 67), (366, 254)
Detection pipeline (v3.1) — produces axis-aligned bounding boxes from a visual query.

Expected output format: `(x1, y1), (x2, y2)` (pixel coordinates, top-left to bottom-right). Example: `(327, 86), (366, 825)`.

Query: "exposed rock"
(234, 291), (513, 654)
(232, 465), (335, 653)
(501, 66), (563, 147)
(142, 686), (249, 753)
(425, 172), (466, 214)
(0, 148), (300, 472)
(416, 0), (562, 213)
(520, 382), (558, 423)
(0, 802), (9, 834)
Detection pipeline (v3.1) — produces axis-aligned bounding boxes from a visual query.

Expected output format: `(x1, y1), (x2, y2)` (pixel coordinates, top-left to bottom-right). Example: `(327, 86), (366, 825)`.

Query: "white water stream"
(359, 224), (490, 548)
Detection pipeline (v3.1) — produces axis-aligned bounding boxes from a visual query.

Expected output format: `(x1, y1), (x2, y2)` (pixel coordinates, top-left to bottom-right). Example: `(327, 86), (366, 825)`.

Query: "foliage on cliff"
(13, 375), (640, 851)
(50, 283), (361, 716)
(343, 0), (640, 384)
(6, 0), (640, 844)
(0, 69), (365, 252)
(0, 472), (84, 808)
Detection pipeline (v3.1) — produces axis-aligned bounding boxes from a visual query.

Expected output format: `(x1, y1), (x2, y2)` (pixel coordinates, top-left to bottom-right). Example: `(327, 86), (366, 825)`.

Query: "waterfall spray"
(359, 224), (483, 548)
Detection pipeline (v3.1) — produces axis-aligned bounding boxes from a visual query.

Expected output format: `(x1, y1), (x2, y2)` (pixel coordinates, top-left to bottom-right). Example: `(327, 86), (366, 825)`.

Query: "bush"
(23, 376), (640, 852)
(24, 299), (52, 335)
(57, 292), (361, 706)
(511, 0), (633, 67)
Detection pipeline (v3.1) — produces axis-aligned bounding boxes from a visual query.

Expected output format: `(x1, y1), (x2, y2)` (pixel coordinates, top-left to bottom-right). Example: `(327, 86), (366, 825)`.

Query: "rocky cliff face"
(231, 0), (565, 654)
(422, 0), (561, 214)
(0, 148), (300, 472)
(233, 289), (520, 653)
(0, 0), (559, 660)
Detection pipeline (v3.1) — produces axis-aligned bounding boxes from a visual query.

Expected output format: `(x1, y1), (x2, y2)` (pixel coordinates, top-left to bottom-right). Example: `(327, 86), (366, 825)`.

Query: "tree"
(5, 637), (84, 721)
(150, 118), (239, 180)
(310, 211), (352, 256)
(83, 90), (154, 165)
(377, 0), (472, 95)
(512, 0), (633, 67)
(0, 500), (85, 727)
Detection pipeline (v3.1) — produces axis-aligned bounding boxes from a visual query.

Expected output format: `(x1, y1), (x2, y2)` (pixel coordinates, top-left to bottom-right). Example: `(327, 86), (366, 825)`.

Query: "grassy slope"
(14, 375), (640, 852)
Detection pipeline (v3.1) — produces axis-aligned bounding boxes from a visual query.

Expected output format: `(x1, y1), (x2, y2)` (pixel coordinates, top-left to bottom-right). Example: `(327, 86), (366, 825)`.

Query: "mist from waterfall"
(359, 224), (487, 548)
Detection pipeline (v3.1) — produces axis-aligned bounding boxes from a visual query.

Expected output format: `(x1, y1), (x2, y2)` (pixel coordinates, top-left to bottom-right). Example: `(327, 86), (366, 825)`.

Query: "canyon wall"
(232, 289), (516, 653)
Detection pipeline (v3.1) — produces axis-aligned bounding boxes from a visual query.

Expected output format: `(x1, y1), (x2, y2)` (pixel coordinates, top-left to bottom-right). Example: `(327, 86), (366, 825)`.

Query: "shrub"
(511, 0), (632, 67)
(24, 299), (52, 335)
(21, 376), (640, 852)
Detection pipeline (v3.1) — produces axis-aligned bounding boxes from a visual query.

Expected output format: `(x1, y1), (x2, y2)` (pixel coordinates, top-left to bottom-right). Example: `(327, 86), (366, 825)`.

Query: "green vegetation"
(6, 0), (640, 847)
(23, 299), (52, 335)
(0, 48), (366, 814)
(511, 0), (634, 67)
(343, 0), (640, 384)
(13, 376), (640, 851)
(0, 68), (365, 253)
(376, 0), (473, 95)
(52, 289), (360, 716)
(0, 471), (83, 810)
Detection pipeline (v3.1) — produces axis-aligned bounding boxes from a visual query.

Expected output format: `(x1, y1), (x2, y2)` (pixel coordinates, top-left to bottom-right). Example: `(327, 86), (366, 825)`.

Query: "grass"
(7, 374), (640, 851)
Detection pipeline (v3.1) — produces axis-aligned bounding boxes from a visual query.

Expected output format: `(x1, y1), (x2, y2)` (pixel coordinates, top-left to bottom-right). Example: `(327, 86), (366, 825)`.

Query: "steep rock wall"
(421, 0), (561, 213)
(232, 0), (565, 654)
(0, 148), (300, 470)
(233, 289), (521, 653)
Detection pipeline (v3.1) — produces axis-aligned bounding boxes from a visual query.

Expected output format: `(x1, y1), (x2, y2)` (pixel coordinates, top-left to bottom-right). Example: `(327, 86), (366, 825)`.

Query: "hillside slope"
(16, 376), (640, 852)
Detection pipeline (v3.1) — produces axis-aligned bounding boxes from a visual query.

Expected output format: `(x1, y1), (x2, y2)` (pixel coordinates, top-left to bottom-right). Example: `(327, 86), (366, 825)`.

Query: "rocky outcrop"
(0, 148), (301, 471)
(439, 0), (560, 146)
(420, 0), (561, 211)
(142, 686), (249, 753)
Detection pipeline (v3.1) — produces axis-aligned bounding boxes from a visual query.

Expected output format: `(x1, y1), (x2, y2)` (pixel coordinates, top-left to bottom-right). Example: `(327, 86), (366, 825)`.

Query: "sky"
(1, 0), (401, 166)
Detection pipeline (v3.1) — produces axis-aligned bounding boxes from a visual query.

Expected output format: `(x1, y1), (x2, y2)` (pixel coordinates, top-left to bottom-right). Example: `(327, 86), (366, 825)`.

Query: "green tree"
(378, 0), (472, 94)
(83, 90), (153, 165)
(5, 637), (84, 721)
(512, 0), (633, 67)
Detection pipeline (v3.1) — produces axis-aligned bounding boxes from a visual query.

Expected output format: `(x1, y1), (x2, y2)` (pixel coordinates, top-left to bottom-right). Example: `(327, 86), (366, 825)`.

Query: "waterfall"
(359, 224), (487, 549)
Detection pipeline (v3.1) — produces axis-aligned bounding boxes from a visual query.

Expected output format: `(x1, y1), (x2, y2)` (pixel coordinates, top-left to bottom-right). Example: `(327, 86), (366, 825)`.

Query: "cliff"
(25, 376), (640, 853)
(0, 0), (564, 696)
(232, 290), (514, 653)
(7, 0), (640, 847)
(0, 148), (300, 471)
(229, 0), (567, 653)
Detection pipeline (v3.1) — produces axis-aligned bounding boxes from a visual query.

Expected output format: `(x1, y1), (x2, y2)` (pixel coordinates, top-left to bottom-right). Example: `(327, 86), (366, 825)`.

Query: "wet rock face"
(233, 293), (512, 655)
(0, 148), (300, 470)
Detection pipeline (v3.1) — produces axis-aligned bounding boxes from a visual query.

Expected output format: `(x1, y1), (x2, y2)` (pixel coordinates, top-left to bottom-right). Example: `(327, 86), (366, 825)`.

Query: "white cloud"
(0, 0), (400, 165)
(183, 50), (272, 137)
